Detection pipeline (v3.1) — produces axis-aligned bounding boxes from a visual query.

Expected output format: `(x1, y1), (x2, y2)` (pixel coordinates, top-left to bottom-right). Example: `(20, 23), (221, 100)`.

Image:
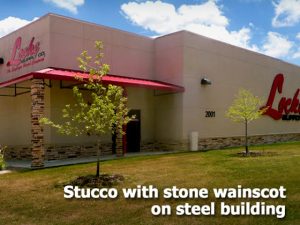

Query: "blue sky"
(0, 0), (300, 65)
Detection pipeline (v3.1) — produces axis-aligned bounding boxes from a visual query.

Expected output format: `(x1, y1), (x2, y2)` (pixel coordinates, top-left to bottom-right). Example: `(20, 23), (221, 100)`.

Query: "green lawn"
(0, 142), (299, 225)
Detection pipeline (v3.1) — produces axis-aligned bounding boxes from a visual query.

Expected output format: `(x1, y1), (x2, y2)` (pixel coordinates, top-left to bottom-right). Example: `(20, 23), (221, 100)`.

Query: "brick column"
(116, 87), (127, 157)
(116, 133), (124, 157)
(31, 79), (45, 168)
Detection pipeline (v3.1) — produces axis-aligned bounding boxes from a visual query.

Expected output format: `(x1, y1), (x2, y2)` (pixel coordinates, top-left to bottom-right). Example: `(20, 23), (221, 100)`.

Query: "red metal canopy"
(0, 68), (184, 92)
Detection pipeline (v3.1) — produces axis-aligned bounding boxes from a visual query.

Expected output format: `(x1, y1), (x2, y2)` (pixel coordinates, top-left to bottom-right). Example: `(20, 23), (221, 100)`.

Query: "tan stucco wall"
(181, 31), (300, 139)
(48, 15), (154, 80)
(0, 89), (31, 146)
(154, 93), (184, 141)
(153, 32), (185, 141)
(127, 87), (155, 142)
(0, 79), (50, 146)
(154, 32), (184, 86)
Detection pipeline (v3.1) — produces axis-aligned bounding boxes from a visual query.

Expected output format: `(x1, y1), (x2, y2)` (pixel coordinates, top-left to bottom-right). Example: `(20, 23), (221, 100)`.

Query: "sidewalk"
(6, 151), (177, 169)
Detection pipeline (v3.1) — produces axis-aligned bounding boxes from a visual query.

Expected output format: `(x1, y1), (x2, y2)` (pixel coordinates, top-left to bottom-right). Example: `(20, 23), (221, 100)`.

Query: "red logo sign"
(264, 74), (300, 121)
(6, 36), (45, 72)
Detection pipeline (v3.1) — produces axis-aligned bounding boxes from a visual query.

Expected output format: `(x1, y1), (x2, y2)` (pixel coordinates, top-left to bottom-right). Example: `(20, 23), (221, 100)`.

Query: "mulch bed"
(237, 151), (278, 157)
(68, 174), (125, 187)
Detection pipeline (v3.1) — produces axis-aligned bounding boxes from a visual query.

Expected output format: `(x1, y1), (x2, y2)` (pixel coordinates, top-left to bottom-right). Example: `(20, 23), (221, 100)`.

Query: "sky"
(0, 0), (300, 66)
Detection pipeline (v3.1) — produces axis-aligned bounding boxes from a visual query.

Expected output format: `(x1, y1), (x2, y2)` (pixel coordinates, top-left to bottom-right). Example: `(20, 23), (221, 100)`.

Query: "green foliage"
(40, 41), (133, 175)
(39, 84), (130, 137)
(226, 88), (267, 123)
(226, 88), (267, 155)
(40, 41), (132, 138)
(0, 145), (6, 170)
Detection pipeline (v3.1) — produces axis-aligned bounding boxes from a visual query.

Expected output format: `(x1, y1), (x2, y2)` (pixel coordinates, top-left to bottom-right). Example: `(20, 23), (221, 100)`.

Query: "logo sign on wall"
(264, 74), (300, 121)
(6, 36), (45, 73)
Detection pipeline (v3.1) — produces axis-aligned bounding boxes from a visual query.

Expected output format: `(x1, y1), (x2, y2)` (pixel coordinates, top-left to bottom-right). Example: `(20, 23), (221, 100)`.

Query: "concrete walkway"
(6, 151), (177, 169)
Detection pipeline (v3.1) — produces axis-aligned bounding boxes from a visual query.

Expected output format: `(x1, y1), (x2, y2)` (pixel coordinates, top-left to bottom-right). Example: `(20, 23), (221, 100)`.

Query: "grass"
(0, 142), (299, 225)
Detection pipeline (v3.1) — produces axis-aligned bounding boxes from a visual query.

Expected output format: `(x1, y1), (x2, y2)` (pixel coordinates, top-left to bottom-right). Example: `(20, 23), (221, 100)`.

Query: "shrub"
(0, 145), (6, 170)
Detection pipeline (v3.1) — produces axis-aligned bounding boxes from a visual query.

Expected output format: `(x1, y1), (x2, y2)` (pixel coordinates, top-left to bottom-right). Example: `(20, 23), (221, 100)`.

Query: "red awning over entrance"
(0, 68), (185, 92)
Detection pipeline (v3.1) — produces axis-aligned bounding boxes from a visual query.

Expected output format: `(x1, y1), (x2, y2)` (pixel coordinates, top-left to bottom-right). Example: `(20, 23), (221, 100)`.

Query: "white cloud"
(121, 0), (300, 61)
(0, 16), (38, 38)
(293, 33), (300, 59)
(272, 0), (300, 27)
(262, 32), (293, 58)
(44, 0), (84, 14)
(121, 0), (257, 51)
(293, 49), (300, 58)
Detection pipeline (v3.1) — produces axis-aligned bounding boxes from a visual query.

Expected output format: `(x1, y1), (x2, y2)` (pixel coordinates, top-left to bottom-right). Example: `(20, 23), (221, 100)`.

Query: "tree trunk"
(96, 139), (101, 177)
(245, 120), (249, 156)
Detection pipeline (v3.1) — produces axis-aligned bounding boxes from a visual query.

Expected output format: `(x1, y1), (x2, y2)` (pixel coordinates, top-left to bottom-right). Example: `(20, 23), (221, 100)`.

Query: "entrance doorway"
(126, 110), (141, 152)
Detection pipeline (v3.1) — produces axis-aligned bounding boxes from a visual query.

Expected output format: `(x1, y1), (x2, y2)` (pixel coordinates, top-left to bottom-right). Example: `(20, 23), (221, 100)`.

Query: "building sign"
(264, 74), (300, 121)
(6, 36), (45, 73)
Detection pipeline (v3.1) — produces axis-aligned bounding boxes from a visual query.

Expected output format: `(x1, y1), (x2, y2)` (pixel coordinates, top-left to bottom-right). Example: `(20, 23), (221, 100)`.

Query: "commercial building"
(1, 14), (300, 168)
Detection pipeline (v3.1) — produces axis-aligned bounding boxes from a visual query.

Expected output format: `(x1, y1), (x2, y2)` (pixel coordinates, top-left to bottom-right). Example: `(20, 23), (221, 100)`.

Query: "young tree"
(226, 88), (267, 156)
(40, 41), (133, 176)
(0, 145), (6, 170)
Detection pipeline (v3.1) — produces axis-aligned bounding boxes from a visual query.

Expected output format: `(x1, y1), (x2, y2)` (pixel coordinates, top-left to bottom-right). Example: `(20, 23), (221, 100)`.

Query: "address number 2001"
(205, 111), (215, 118)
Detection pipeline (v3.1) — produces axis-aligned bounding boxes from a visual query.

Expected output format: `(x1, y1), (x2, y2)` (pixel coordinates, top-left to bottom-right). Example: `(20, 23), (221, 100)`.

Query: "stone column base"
(31, 79), (45, 168)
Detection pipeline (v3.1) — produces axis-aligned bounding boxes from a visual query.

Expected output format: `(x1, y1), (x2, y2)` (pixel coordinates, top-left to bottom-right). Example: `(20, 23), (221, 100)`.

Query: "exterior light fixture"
(201, 78), (212, 85)
(0, 58), (4, 65)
